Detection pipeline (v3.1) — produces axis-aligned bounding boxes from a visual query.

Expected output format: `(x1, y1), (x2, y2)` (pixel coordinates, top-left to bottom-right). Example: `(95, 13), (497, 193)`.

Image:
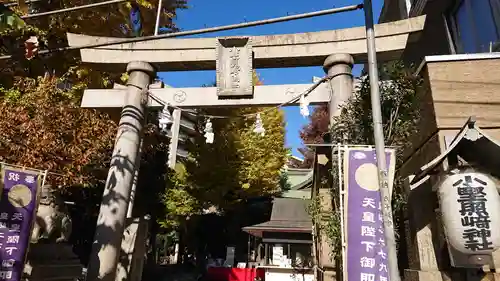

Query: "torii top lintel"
(67, 16), (426, 72)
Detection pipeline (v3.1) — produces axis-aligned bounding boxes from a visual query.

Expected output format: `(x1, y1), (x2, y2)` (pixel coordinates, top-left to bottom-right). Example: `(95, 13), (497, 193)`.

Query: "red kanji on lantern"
(24, 36), (39, 60)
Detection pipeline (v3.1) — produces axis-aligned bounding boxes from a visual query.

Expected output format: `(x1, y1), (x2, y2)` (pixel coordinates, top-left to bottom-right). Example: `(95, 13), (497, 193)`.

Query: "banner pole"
(337, 144), (347, 279)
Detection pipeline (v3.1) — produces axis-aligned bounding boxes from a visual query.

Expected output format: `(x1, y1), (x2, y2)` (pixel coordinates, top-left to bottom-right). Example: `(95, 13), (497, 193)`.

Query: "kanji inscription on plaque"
(216, 37), (253, 97)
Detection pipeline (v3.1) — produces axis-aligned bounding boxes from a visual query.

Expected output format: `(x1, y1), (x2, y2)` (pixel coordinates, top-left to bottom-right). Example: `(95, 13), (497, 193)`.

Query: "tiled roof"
(243, 198), (312, 235)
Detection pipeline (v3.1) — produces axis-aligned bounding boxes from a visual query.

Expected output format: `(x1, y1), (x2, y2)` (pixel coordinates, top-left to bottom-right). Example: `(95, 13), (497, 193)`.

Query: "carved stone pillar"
(320, 54), (353, 281)
(323, 53), (354, 122)
(86, 61), (155, 281)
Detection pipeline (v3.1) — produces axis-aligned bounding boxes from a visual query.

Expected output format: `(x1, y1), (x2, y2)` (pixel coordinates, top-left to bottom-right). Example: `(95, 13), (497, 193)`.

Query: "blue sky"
(158, 0), (383, 157)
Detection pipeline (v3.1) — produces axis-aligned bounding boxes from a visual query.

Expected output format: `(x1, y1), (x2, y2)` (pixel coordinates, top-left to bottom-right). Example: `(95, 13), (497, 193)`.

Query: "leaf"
(180, 72), (288, 212)
(0, 76), (117, 189)
(16, 0), (27, 15)
(0, 6), (26, 31)
(299, 61), (422, 264)
(0, 0), (188, 88)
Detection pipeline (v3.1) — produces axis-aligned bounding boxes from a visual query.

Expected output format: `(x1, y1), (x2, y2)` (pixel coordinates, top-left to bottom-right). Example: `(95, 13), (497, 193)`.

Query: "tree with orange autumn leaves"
(296, 104), (328, 168)
(0, 71), (288, 261)
(0, 75), (175, 203)
(0, 75), (178, 263)
(1, 0), (188, 89)
(0, 77), (115, 186)
(0, 0), (188, 263)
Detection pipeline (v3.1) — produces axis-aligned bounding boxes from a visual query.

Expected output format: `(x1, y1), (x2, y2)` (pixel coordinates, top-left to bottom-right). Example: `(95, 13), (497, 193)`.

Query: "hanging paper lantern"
(299, 94), (310, 117)
(204, 118), (214, 144)
(253, 113), (265, 136)
(158, 107), (173, 133)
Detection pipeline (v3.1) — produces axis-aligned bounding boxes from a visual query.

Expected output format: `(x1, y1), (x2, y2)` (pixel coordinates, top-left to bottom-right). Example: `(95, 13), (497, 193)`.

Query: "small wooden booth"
(243, 198), (314, 281)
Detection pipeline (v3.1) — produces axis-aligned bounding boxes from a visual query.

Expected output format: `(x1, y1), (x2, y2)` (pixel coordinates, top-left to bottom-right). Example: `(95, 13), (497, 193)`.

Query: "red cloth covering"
(207, 267), (265, 281)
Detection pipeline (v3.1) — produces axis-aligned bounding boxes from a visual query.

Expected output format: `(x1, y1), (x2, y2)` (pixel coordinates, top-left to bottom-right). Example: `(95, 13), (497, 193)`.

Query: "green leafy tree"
(159, 163), (200, 230)
(306, 62), (422, 272)
(155, 73), (288, 265)
(330, 61), (422, 248)
(184, 73), (288, 211)
(330, 62), (422, 162)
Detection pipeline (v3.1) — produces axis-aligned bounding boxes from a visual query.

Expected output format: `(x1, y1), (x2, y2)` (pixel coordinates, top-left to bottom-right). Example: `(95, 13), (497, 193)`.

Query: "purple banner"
(345, 148), (394, 281)
(0, 167), (41, 281)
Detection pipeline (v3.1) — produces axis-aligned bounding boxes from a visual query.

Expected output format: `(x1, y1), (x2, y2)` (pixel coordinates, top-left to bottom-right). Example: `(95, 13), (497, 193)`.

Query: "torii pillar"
(319, 53), (354, 281)
(86, 61), (155, 281)
(323, 53), (354, 120)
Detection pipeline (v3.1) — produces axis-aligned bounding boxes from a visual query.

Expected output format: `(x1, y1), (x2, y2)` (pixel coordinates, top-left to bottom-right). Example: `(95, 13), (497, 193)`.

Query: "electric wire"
(0, 4), (360, 179)
(0, 3), (363, 61)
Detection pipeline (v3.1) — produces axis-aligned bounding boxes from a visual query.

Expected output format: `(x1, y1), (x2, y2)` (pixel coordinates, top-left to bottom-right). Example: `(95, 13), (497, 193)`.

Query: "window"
(264, 243), (312, 267)
(451, 0), (500, 53)
(289, 244), (312, 267)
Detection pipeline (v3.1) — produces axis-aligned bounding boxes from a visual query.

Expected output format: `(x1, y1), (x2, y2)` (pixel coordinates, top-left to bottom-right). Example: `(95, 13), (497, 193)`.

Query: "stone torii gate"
(69, 15), (425, 281)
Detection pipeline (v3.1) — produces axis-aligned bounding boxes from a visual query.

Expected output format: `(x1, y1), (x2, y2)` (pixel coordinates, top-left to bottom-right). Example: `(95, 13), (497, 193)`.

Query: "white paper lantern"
(438, 170), (500, 255)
